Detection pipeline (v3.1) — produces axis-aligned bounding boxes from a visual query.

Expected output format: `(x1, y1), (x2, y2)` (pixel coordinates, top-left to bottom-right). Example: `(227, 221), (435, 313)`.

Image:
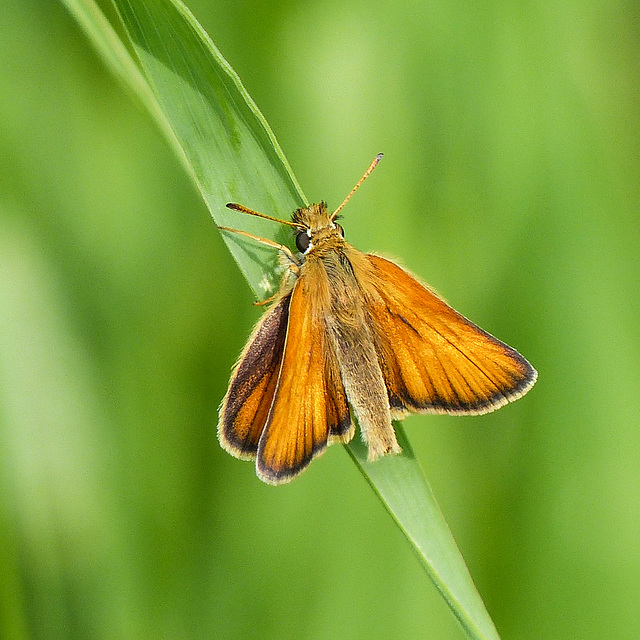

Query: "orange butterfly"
(218, 155), (536, 484)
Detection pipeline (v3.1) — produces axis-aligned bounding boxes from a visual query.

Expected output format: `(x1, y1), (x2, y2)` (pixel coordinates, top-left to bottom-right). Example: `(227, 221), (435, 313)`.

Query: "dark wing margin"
(218, 293), (291, 460)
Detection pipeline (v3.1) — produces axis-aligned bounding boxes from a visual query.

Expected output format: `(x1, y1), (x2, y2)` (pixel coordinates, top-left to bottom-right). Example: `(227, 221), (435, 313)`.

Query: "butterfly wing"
(218, 293), (291, 460)
(257, 267), (352, 485)
(364, 254), (537, 415)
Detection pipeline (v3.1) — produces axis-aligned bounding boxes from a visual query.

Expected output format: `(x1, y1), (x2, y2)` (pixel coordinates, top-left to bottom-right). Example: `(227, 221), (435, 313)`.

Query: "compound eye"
(336, 223), (345, 237)
(295, 230), (311, 253)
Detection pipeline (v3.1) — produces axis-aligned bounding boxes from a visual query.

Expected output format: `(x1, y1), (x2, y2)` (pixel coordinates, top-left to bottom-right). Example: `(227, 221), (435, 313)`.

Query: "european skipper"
(218, 155), (536, 484)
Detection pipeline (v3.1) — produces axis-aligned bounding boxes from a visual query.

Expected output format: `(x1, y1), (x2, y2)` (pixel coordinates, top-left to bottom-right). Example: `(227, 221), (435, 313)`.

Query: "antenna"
(331, 153), (383, 221)
(225, 203), (303, 229)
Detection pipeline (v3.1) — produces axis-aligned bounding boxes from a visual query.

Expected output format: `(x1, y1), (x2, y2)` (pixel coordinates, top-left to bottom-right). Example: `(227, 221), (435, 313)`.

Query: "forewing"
(364, 255), (537, 415)
(218, 293), (291, 460)
(257, 270), (352, 485)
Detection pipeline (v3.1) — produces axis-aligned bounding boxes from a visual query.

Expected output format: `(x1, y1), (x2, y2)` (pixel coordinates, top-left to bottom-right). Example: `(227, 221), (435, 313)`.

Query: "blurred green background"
(2, 1), (639, 639)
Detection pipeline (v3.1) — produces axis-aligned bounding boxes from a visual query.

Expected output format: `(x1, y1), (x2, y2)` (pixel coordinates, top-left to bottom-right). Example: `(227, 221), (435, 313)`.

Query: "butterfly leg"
(218, 226), (301, 268)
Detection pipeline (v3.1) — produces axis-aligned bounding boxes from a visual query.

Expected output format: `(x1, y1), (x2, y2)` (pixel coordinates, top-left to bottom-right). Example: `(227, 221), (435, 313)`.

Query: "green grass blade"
(60, 0), (148, 94)
(60, 0), (197, 174)
(115, 0), (308, 296)
(63, 1), (501, 637)
(70, 0), (307, 296)
(347, 424), (500, 640)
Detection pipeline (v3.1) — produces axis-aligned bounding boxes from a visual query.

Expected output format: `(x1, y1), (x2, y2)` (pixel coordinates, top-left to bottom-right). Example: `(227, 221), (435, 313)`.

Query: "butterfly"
(218, 154), (537, 484)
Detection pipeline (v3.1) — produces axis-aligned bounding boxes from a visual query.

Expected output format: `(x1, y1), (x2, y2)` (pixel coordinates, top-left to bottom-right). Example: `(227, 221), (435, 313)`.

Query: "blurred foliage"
(1, 1), (639, 639)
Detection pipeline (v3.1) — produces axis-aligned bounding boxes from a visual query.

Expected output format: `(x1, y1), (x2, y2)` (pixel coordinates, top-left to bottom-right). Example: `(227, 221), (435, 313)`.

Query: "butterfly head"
(292, 202), (345, 255)
(224, 154), (380, 258)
